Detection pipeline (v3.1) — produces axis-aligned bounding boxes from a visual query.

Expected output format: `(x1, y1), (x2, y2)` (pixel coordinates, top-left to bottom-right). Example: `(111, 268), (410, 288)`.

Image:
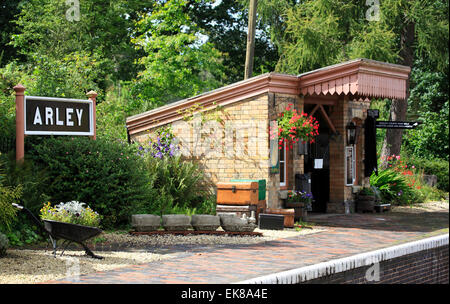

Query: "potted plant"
(285, 190), (313, 220)
(273, 104), (319, 149)
(356, 187), (376, 213)
(40, 201), (102, 228)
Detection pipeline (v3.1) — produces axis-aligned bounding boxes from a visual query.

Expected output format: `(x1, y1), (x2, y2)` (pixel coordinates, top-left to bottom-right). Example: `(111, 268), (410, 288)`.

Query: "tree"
(263, 0), (448, 159)
(131, 0), (226, 109)
(0, 0), (24, 67)
(191, 0), (278, 83)
(10, 0), (154, 92)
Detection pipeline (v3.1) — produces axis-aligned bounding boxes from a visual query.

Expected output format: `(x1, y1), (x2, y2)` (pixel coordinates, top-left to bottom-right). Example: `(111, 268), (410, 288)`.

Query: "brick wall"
(132, 93), (271, 200)
(268, 93), (304, 208)
(238, 234), (449, 285)
(303, 245), (449, 284)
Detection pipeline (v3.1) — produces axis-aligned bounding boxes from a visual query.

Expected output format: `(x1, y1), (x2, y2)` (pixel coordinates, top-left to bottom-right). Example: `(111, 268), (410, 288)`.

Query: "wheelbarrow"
(12, 203), (104, 259)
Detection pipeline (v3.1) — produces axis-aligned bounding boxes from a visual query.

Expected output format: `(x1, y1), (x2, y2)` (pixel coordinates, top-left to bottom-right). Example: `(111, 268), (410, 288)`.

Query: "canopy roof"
(127, 58), (410, 135)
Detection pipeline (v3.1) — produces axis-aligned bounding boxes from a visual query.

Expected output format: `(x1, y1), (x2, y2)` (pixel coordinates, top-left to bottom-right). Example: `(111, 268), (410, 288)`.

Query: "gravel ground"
(99, 227), (324, 248)
(0, 249), (175, 284)
(391, 200), (449, 214)
(0, 227), (324, 284)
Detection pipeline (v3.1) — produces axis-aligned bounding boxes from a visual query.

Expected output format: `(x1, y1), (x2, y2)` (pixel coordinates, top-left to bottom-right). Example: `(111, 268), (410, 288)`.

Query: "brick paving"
(42, 210), (450, 284)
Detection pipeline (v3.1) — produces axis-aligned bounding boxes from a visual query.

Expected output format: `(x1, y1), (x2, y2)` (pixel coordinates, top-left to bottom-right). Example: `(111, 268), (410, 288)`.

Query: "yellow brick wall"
(132, 94), (271, 198)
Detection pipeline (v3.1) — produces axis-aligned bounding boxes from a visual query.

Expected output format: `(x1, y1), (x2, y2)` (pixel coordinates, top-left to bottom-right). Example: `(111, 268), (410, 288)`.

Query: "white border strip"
(235, 233), (449, 284)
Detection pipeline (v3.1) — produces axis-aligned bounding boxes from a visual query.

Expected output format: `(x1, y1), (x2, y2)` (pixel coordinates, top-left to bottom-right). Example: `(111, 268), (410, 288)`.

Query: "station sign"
(24, 96), (94, 136)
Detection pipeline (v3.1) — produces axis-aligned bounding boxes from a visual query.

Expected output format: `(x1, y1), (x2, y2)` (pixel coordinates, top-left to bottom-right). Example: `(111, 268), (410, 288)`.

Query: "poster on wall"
(24, 96), (94, 136)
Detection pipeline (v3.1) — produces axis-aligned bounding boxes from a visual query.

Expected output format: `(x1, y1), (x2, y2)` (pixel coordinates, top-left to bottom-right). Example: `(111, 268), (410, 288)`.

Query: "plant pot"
(285, 201), (307, 221)
(219, 215), (256, 232)
(131, 214), (161, 232)
(356, 195), (375, 213)
(191, 215), (220, 231)
(162, 215), (192, 231)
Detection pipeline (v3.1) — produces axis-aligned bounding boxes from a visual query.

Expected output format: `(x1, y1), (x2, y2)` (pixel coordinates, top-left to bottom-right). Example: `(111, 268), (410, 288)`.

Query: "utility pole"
(244, 0), (257, 79)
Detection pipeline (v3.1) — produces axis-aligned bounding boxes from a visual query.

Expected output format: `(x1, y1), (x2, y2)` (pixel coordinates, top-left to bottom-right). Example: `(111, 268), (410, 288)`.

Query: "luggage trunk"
(216, 182), (259, 205)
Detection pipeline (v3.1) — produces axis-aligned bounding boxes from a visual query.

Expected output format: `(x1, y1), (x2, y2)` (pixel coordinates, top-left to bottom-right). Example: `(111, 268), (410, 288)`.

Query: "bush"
(0, 232), (8, 257)
(0, 155), (21, 231)
(370, 169), (423, 205)
(25, 136), (152, 228)
(134, 127), (215, 216)
(141, 155), (214, 215)
(371, 154), (447, 205)
(406, 157), (449, 192)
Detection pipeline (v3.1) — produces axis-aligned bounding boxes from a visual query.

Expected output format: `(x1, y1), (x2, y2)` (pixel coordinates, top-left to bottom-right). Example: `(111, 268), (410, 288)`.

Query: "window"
(345, 146), (356, 186)
(280, 141), (287, 187)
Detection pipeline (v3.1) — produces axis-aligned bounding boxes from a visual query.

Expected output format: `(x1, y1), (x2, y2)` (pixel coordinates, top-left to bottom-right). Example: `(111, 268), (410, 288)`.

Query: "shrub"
(142, 155), (213, 215)
(25, 136), (152, 228)
(405, 157), (449, 192)
(135, 127), (215, 216)
(0, 232), (8, 257)
(370, 169), (423, 205)
(0, 154), (21, 231)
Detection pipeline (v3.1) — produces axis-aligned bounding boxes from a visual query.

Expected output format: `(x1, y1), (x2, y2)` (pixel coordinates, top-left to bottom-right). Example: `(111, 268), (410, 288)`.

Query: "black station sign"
(24, 96), (94, 136)
(375, 121), (422, 129)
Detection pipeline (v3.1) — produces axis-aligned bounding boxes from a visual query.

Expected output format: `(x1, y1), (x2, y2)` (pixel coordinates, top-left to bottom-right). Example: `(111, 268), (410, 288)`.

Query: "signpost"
(375, 121), (422, 129)
(14, 84), (97, 162)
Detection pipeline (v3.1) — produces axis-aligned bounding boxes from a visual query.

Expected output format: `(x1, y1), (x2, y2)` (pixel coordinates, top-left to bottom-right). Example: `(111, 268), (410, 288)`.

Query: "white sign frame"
(24, 96), (94, 136)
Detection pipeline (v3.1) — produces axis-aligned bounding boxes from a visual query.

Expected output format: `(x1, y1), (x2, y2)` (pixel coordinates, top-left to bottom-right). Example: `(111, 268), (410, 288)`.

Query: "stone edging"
(235, 233), (449, 284)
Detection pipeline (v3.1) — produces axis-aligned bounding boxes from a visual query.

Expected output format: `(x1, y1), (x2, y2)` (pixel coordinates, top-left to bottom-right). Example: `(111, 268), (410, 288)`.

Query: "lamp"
(346, 122), (358, 145)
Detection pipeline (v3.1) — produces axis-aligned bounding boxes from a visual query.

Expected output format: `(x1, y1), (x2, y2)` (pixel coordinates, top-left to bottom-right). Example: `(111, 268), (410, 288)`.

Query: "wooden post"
(244, 0), (258, 80)
(14, 84), (26, 163)
(86, 90), (97, 140)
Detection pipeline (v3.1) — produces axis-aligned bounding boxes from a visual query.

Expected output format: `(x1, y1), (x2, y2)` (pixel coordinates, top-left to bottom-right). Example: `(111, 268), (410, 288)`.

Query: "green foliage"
(26, 52), (105, 99)
(11, 0), (151, 84)
(275, 0), (398, 73)
(401, 156), (449, 192)
(3, 215), (42, 247)
(274, 0), (448, 74)
(359, 187), (375, 196)
(139, 155), (214, 216)
(192, 0), (278, 83)
(0, 232), (8, 257)
(0, 61), (33, 149)
(96, 83), (134, 141)
(131, 0), (225, 109)
(26, 137), (152, 228)
(370, 169), (423, 205)
(403, 60), (449, 161)
(0, 154), (21, 231)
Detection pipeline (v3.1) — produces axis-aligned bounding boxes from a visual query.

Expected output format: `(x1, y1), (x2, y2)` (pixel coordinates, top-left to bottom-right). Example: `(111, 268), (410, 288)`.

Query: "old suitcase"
(265, 208), (295, 228)
(216, 182), (259, 205)
(258, 214), (284, 230)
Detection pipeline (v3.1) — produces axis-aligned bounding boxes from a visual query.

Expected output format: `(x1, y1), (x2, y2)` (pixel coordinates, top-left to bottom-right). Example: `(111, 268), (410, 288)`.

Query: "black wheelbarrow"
(12, 203), (104, 259)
